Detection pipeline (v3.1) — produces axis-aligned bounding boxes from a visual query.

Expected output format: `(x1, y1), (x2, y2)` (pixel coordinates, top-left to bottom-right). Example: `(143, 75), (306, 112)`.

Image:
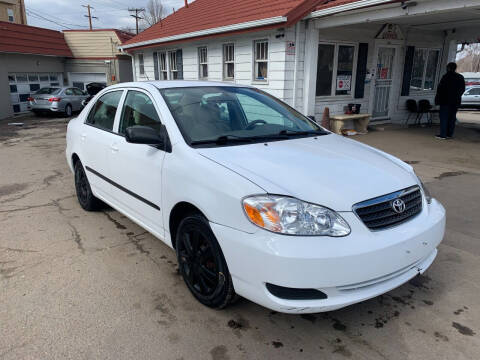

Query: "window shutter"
(401, 46), (415, 96)
(354, 43), (369, 99)
(153, 52), (160, 80)
(176, 49), (183, 80)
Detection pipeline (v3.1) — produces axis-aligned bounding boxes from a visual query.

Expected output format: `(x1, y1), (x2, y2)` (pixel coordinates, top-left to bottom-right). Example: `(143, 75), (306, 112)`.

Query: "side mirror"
(307, 115), (316, 121)
(125, 125), (171, 152)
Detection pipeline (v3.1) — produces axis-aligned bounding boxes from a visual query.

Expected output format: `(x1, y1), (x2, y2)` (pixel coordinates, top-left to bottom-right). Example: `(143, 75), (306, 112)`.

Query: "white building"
(121, 0), (480, 124)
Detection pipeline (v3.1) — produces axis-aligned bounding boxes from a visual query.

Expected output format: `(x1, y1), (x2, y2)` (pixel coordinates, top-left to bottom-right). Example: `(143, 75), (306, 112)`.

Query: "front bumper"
(211, 199), (445, 313)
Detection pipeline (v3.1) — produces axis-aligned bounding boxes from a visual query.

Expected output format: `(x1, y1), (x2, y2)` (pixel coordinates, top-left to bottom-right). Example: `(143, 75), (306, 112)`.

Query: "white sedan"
(66, 81), (445, 313)
(461, 86), (480, 108)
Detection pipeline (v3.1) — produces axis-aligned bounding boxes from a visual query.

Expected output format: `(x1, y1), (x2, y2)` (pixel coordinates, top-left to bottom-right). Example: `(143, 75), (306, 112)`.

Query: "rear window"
(36, 88), (61, 95)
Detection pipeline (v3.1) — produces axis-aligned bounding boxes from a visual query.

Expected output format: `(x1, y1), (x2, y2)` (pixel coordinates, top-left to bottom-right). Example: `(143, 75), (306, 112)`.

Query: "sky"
(24, 0), (186, 33)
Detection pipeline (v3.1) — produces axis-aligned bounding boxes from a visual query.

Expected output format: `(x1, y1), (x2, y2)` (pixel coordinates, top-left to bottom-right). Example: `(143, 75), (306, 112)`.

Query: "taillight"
(27, 97), (34, 102)
(49, 97), (61, 102)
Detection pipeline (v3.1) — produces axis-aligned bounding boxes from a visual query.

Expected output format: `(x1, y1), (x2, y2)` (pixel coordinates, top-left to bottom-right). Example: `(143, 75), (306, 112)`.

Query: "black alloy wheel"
(74, 161), (101, 211)
(176, 214), (235, 309)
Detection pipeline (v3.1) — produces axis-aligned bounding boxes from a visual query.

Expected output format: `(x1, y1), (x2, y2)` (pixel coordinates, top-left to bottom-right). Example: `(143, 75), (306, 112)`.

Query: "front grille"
(353, 186), (422, 231)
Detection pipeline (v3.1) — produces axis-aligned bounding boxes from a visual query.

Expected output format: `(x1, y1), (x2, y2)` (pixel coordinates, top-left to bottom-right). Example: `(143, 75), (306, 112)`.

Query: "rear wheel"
(64, 104), (73, 117)
(74, 160), (101, 211)
(176, 214), (236, 309)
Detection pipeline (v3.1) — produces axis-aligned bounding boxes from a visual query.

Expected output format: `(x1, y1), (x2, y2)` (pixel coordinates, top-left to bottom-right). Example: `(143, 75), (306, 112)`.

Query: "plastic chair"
(417, 99), (434, 125)
(405, 99), (418, 125)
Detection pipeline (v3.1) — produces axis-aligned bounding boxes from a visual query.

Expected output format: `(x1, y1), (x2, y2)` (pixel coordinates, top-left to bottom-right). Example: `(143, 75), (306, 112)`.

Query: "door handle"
(80, 133), (86, 141)
(110, 144), (119, 153)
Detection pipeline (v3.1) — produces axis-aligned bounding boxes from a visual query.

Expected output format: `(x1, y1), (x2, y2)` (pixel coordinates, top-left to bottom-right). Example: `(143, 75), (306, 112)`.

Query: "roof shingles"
(123, 0), (318, 48)
(0, 21), (72, 57)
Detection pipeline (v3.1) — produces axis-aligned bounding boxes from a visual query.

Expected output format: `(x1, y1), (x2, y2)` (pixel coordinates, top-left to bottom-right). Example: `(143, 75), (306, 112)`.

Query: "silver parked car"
(28, 87), (89, 117)
(461, 86), (480, 108)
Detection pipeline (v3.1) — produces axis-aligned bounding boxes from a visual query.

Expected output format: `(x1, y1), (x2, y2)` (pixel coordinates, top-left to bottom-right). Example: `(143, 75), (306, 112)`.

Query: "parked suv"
(29, 87), (88, 117)
(66, 81), (445, 313)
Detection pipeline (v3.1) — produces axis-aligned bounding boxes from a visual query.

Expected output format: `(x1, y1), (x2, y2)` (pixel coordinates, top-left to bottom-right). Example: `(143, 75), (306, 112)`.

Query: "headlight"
(414, 172), (432, 204)
(419, 180), (432, 204)
(243, 195), (350, 236)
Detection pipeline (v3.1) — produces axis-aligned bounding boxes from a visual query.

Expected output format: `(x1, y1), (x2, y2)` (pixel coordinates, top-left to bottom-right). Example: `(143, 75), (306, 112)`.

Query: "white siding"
(130, 29), (291, 101)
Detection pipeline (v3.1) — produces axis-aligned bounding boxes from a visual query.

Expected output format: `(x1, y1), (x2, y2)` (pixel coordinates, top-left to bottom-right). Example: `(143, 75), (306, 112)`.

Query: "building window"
(254, 40), (268, 81)
(316, 43), (356, 97)
(169, 51), (179, 79)
(223, 44), (234, 80)
(138, 54), (145, 75)
(198, 47), (208, 79)
(410, 48), (440, 91)
(7, 8), (14, 22)
(159, 52), (168, 80)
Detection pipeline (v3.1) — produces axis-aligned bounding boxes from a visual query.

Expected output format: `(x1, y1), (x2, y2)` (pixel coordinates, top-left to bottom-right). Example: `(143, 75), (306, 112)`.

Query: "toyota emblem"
(392, 199), (406, 214)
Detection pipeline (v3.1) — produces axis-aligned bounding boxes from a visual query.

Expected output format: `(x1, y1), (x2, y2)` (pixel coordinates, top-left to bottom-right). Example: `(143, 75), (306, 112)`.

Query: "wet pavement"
(0, 115), (479, 359)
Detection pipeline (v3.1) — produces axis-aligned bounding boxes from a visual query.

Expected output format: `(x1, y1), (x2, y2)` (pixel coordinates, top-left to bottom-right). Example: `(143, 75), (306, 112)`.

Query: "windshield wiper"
(191, 135), (255, 146)
(278, 129), (329, 136)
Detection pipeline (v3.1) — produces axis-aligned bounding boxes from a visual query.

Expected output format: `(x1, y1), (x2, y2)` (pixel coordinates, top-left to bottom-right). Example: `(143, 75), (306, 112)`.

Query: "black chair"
(405, 99), (418, 125)
(417, 99), (435, 126)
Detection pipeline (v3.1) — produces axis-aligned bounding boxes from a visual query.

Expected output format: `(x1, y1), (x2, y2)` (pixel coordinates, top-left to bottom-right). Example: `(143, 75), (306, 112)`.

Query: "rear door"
(81, 90), (124, 199)
(107, 89), (166, 235)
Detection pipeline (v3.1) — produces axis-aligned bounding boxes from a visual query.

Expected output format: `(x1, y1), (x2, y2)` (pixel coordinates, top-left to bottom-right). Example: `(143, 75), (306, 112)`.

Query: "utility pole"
(82, 5), (98, 30)
(129, 8), (144, 35)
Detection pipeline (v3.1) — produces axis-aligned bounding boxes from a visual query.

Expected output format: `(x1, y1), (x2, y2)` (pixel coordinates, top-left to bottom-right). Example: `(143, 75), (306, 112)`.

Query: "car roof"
(108, 80), (253, 90)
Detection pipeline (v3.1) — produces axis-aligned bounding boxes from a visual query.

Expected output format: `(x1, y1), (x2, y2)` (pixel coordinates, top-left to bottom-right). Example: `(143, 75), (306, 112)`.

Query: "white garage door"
(69, 73), (107, 91)
(8, 72), (63, 114)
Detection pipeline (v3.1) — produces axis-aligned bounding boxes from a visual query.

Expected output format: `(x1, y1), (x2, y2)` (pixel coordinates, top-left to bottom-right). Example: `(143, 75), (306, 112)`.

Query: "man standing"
(434, 62), (465, 139)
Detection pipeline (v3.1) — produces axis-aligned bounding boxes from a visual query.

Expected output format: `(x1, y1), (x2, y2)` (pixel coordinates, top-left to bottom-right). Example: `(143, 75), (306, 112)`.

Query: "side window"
(73, 88), (84, 95)
(119, 91), (161, 135)
(86, 91), (123, 131)
(65, 88), (74, 96)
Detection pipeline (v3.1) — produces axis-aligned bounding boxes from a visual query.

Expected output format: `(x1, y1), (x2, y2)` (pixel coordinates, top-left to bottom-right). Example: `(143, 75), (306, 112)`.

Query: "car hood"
(197, 134), (418, 211)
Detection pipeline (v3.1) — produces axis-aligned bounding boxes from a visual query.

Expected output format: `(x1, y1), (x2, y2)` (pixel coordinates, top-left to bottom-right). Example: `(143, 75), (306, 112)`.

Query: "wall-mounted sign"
(286, 41), (296, 56)
(336, 75), (352, 91)
(376, 24), (404, 40)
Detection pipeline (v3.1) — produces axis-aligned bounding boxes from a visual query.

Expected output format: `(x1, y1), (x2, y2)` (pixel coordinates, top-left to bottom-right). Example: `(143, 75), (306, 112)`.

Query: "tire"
(176, 214), (236, 309)
(74, 160), (102, 211)
(64, 104), (73, 117)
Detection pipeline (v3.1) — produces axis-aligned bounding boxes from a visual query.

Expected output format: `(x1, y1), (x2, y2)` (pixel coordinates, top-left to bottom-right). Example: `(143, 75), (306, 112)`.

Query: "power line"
(27, 8), (87, 28)
(128, 7), (145, 35)
(25, 9), (73, 29)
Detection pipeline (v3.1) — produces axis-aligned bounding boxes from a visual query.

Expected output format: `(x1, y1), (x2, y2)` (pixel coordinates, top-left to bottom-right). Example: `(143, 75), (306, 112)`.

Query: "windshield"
(160, 86), (326, 147)
(36, 88), (61, 95)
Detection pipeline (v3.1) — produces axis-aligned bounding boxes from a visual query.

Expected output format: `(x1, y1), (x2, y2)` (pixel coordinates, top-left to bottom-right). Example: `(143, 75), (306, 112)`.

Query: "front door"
(82, 90), (124, 197)
(373, 47), (396, 119)
(108, 89), (166, 236)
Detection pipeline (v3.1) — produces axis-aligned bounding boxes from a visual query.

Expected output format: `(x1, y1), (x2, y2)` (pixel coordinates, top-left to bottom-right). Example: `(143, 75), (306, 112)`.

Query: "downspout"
(292, 22), (301, 108)
(126, 51), (137, 82)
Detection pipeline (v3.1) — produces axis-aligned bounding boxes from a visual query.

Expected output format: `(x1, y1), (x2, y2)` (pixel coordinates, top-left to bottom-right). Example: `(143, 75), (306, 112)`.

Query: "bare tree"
(142, 0), (164, 27)
(457, 44), (480, 73)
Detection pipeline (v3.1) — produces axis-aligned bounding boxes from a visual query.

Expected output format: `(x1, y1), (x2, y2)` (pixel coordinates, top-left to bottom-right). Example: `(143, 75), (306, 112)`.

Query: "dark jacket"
(435, 71), (465, 106)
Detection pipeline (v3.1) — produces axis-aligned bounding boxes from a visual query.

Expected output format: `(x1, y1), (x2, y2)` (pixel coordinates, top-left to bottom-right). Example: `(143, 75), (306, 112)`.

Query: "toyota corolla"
(66, 81), (445, 313)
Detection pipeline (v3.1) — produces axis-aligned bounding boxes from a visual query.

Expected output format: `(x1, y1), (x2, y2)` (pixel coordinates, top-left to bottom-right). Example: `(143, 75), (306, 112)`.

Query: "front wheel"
(74, 160), (101, 211)
(176, 214), (236, 309)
